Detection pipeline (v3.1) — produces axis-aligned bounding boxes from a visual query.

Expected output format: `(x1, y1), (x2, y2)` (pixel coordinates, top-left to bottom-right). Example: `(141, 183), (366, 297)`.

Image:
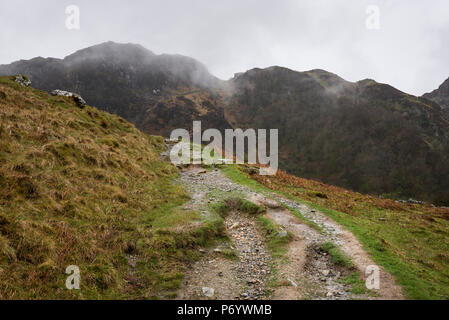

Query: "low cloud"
(0, 0), (448, 95)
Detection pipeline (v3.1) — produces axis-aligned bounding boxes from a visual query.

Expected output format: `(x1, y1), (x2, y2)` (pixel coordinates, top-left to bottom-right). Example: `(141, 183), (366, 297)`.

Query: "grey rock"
(14, 75), (31, 87)
(277, 230), (288, 238)
(202, 287), (215, 298)
(286, 277), (298, 288)
(51, 89), (86, 108)
(321, 269), (330, 276)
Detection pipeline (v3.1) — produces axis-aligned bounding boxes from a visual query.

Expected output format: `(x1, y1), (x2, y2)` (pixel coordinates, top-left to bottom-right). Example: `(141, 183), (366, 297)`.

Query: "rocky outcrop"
(51, 89), (86, 108)
(14, 75), (31, 87)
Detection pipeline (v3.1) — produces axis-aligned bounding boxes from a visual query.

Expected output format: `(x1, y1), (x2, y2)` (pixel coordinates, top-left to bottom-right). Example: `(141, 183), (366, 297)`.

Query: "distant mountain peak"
(64, 41), (155, 64)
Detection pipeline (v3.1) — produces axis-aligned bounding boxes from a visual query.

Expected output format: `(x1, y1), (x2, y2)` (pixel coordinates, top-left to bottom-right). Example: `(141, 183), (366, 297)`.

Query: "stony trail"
(174, 164), (403, 300)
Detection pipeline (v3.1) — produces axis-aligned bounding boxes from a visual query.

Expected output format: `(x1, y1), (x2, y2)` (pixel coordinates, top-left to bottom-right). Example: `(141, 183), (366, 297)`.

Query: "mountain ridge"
(2, 41), (449, 203)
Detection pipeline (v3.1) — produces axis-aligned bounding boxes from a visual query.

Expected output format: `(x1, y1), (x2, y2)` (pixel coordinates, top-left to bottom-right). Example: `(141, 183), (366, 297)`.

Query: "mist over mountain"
(226, 67), (449, 202)
(2, 42), (449, 204)
(0, 42), (227, 135)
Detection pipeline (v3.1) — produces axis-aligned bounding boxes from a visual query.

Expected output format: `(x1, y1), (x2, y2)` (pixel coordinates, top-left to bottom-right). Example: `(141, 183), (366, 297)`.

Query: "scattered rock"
(241, 165), (258, 175)
(202, 287), (215, 298)
(286, 277), (298, 288)
(51, 89), (86, 108)
(321, 269), (330, 276)
(408, 198), (423, 205)
(14, 75), (31, 87)
(277, 230), (288, 238)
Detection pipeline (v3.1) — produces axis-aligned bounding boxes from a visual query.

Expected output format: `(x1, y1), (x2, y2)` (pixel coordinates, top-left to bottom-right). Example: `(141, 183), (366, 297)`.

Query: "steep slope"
(424, 77), (449, 113)
(225, 67), (449, 204)
(0, 42), (230, 136)
(0, 76), (223, 299)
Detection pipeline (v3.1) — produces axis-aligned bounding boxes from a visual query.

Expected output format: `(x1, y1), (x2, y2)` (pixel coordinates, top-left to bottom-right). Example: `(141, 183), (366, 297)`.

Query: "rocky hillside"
(424, 77), (449, 113)
(3, 42), (449, 204)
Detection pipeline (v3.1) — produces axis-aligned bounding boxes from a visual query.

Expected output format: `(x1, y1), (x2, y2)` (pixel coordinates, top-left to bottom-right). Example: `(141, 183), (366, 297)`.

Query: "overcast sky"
(0, 0), (448, 95)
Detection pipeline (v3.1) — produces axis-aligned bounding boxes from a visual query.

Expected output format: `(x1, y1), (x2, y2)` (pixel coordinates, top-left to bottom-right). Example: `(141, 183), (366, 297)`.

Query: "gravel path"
(173, 162), (403, 300)
(177, 167), (271, 300)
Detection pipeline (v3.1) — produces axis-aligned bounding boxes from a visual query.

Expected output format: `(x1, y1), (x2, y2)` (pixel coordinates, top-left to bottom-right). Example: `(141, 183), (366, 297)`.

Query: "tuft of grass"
(218, 248), (239, 260)
(212, 197), (266, 217)
(221, 165), (321, 232)
(321, 242), (353, 268)
(340, 272), (371, 295)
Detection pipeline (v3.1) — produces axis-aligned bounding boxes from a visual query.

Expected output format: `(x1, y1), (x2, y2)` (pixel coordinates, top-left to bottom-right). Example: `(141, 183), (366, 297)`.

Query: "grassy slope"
(0, 76), (223, 299)
(222, 165), (449, 299)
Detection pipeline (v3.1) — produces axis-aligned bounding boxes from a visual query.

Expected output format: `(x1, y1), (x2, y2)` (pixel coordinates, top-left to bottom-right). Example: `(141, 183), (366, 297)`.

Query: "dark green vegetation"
(0, 76), (224, 299)
(226, 165), (449, 299)
(257, 216), (292, 260)
(3, 42), (449, 204)
(226, 68), (449, 204)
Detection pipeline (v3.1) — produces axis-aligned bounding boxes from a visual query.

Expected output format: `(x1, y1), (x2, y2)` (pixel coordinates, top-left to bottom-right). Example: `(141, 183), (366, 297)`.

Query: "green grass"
(224, 164), (449, 299)
(295, 200), (449, 299)
(211, 197), (266, 218)
(340, 272), (371, 295)
(257, 216), (292, 259)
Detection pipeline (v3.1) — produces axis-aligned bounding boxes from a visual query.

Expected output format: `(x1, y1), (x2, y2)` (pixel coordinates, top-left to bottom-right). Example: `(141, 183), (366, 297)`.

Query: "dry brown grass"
(0, 76), (223, 299)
